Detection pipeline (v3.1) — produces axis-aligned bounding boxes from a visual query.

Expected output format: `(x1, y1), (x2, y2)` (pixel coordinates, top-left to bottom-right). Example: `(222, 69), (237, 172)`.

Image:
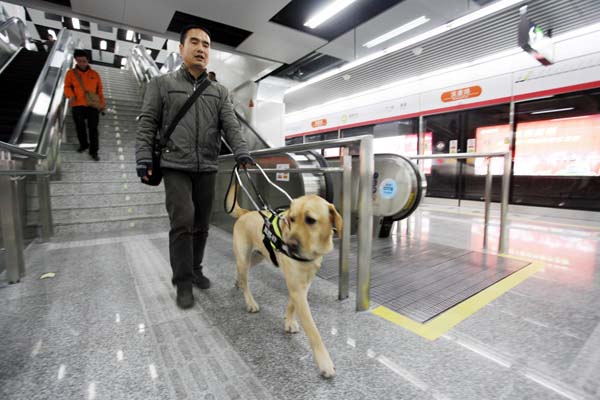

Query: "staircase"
(0, 49), (48, 142)
(28, 65), (169, 237)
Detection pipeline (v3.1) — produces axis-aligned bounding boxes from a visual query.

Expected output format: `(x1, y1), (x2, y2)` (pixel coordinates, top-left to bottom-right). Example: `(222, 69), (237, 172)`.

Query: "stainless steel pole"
(500, 152), (511, 253)
(0, 174), (26, 283)
(483, 157), (492, 250)
(356, 136), (374, 311)
(37, 173), (53, 241)
(338, 146), (352, 300)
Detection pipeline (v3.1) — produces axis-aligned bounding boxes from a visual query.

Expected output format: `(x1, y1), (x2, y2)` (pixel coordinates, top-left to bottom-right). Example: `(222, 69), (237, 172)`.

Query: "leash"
(224, 162), (313, 265)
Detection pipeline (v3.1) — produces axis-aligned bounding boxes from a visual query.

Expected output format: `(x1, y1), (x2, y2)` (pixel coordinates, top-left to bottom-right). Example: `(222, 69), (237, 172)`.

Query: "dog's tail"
(225, 179), (249, 219)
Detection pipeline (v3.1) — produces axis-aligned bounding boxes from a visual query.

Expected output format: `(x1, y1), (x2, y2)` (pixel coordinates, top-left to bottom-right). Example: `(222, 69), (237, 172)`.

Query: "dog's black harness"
(262, 212), (312, 267)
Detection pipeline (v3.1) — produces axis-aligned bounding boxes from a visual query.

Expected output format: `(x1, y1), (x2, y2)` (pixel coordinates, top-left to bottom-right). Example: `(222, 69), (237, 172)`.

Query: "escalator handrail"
(129, 44), (160, 84)
(234, 110), (270, 148)
(0, 17), (27, 75)
(9, 28), (73, 146)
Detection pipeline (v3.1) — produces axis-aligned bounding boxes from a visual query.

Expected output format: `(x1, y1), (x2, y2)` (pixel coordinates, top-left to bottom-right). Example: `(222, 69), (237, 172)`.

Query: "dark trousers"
(72, 106), (99, 155)
(163, 168), (217, 286)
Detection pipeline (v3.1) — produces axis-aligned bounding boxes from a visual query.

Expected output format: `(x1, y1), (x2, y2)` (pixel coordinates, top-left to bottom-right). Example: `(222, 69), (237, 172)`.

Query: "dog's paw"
(246, 301), (260, 313)
(319, 362), (336, 379)
(285, 320), (299, 334)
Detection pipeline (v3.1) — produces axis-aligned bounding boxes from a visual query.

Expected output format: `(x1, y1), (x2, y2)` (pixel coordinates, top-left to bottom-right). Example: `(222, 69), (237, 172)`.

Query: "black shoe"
(90, 154), (100, 161)
(176, 283), (194, 309)
(192, 270), (211, 289)
(76, 146), (88, 153)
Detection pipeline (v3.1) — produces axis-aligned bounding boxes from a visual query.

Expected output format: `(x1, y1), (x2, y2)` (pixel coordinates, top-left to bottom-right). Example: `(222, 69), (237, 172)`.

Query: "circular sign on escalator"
(379, 178), (398, 199)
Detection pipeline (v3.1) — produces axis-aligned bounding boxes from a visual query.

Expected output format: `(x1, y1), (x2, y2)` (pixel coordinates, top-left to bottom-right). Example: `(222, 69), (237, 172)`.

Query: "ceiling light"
(364, 16), (430, 48)
(530, 107), (574, 115)
(304, 0), (357, 29)
(100, 40), (107, 50)
(71, 17), (80, 30)
(288, 0), (524, 94)
(121, 58), (127, 66)
(126, 30), (134, 41)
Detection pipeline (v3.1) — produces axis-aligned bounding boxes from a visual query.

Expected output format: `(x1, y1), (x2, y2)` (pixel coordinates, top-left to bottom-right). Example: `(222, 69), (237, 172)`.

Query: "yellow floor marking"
(372, 259), (544, 340)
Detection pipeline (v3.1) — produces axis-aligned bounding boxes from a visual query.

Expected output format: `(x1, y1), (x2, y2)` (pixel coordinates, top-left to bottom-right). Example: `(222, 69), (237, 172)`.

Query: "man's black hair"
(73, 49), (88, 59)
(180, 25), (211, 44)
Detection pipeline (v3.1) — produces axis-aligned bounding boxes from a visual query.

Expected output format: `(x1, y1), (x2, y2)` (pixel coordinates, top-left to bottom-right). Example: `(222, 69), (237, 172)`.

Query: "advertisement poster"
(475, 124), (512, 175)
(513, 115), (600, 176)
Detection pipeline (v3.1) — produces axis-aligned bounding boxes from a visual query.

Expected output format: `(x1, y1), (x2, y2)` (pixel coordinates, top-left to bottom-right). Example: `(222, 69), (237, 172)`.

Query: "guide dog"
(227, 185), (342, 378)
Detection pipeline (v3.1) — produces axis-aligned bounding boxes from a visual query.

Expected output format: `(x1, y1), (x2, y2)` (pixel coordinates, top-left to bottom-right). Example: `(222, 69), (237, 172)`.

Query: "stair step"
(28, 180), (163, 195)
(53, 214), (170, 236)
(30, 191), (164, 209)
(29, 202), (165, 225)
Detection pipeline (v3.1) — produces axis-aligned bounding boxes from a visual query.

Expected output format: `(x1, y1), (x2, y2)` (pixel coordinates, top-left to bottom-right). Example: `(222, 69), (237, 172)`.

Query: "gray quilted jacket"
(135, 67), (249, 172)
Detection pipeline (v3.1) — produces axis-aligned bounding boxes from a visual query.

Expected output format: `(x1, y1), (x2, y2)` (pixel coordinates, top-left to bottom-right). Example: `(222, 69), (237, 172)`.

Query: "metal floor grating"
(319, 237), (529, 323)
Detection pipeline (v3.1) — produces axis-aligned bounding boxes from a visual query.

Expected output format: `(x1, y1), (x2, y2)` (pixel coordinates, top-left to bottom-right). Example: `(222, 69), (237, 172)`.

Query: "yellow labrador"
(227, 189), (342, 378)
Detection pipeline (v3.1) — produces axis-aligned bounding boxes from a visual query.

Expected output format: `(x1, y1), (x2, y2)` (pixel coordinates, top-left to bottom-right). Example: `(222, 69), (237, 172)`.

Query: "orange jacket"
(64, 67), (106, 109)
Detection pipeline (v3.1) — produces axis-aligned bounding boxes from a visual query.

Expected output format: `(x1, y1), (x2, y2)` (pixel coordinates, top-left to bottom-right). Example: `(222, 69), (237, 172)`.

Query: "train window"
(285, 136), (304, 146)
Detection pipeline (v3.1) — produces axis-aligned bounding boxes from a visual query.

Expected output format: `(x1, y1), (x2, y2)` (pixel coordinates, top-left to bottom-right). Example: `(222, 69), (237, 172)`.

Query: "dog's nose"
(287, 240), (300, 254)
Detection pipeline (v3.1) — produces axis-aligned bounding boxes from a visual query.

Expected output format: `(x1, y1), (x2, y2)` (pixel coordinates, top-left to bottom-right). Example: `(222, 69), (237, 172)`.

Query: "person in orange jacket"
(64, 49), (105, 161)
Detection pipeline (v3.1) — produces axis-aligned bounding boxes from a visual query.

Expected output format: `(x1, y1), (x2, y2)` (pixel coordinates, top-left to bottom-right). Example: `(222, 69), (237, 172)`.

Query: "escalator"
(0, 49), (48, 142)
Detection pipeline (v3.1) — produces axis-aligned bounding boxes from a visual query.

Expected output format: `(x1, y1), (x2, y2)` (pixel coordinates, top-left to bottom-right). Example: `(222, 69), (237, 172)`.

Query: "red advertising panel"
(475, 115), (600, 176)
(514, 115), (600, 176)
(475, 124), (512, 175)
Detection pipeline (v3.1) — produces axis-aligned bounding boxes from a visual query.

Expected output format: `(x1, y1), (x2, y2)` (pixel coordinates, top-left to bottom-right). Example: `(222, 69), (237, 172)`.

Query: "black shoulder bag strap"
(159, 78), (212, 148)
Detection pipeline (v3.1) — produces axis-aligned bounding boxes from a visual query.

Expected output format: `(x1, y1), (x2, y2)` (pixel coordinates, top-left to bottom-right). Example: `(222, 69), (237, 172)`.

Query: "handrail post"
(357, 136), (374, 311)
(483, 157), (492, 249)
(499, 152), (511, 252)
(0, 171), (26, 283)
(37, 172), (53, 241)
(338, 146), (352, 300)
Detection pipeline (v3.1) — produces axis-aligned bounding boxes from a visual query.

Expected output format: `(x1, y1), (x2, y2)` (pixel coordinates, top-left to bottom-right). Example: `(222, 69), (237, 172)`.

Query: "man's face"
(179, 28), (210, 70)
(75, 56), (89, 69)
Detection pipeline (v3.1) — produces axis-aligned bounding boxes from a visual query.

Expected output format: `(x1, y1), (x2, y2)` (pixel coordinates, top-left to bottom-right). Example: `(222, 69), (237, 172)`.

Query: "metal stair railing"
(0, 27), (76, 283)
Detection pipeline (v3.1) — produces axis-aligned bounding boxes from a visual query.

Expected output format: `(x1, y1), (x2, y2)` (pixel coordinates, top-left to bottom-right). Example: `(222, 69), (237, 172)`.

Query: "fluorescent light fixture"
(304, 0), (357, 29)
(100, 40), (107, 50)
(47, 29), (57, 40)
(530, 107), (574, 115)
(121, 58), (127, 66)
(363, 16), (430, 48)
(71, 17), (80, 30)
(126, 30), (134, 41)
(287, 0), (524, 94)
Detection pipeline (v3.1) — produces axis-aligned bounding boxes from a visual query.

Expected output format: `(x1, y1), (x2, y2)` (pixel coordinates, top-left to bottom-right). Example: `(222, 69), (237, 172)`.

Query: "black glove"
(136, 161), (152, 178)
(236, 154), (254, 168)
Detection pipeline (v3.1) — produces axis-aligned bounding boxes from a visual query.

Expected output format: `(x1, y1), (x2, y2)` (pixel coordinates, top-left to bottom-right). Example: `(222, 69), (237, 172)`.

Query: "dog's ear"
(328, 203), (343, 239)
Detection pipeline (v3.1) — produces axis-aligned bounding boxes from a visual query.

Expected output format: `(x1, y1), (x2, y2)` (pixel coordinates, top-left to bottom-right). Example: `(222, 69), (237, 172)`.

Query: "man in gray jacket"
(136, 25), (253, 309)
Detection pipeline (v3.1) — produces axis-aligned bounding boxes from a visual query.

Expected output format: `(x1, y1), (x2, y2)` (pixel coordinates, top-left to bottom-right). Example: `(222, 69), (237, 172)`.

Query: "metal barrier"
(410, 151), (511, 252)
(221, 135), (375, 311)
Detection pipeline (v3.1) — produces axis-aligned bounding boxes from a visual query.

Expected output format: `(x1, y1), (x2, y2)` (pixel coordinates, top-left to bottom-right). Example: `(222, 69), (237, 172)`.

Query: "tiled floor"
(1, 203), (599, 399)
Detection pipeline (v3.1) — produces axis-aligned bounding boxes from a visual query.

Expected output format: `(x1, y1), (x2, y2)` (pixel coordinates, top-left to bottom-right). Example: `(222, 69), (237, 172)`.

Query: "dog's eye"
(290, 217), (295, 223)
(305, 216), (316, 225)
